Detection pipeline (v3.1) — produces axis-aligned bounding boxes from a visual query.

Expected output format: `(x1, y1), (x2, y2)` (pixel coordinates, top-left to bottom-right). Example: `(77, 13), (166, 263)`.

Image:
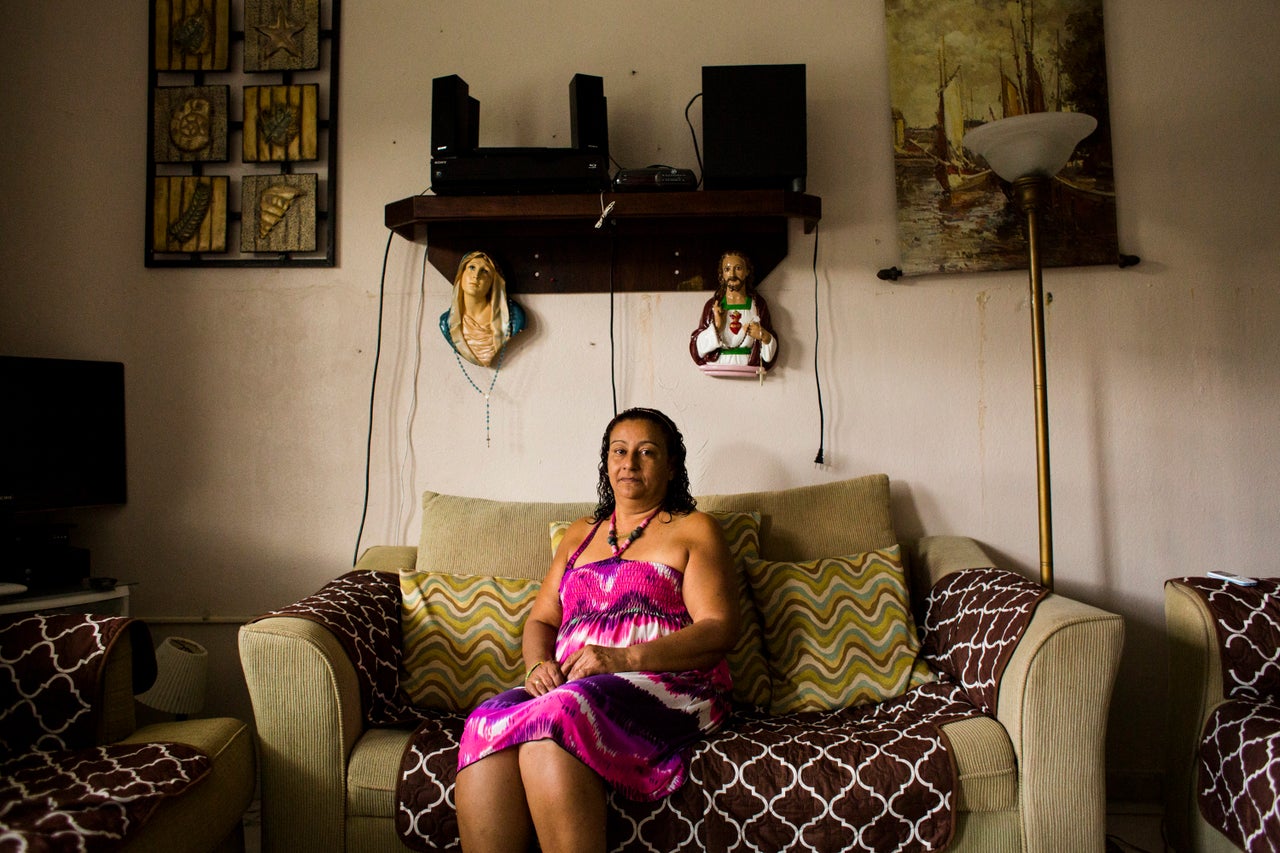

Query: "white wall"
(2, 0), (1278, 798)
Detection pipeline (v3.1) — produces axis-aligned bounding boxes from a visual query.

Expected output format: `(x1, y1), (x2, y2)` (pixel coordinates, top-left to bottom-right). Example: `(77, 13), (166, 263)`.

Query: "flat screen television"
(0, 356), (128, 513)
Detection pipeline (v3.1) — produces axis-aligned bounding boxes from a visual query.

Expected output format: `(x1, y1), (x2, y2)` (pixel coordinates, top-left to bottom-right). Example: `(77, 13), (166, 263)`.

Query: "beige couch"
(240, 475), (1124, 852)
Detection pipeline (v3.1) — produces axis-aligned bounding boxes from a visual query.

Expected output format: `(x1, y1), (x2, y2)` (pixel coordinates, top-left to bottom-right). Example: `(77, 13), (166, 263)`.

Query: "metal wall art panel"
(146, 0), (338, 267)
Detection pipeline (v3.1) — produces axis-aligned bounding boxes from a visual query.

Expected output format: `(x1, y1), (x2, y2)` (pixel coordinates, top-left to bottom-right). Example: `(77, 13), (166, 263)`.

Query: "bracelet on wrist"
(525, 660), (548, 681)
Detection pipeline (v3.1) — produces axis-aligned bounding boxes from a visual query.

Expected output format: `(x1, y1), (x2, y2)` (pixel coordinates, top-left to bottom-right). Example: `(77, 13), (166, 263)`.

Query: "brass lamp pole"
(1013, 175), (1054, 589)
(964, 112), (1097, 592)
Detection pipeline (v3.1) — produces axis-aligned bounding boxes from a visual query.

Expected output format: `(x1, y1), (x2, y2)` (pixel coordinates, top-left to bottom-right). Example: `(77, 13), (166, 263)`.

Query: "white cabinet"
(0, 585), (131, 617)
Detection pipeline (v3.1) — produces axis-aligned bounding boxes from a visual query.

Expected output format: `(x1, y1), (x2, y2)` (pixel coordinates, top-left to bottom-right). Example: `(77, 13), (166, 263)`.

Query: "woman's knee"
(457, 749), (523, 799)
(518, 742), (604, 798)
(457, 751), (534, 852)
(518, 743), (606, 852)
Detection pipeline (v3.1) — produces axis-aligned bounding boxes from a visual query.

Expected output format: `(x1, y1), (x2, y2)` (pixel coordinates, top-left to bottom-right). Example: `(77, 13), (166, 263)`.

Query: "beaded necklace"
(607, 508), (662, 559)
(451, 342), (506, 447)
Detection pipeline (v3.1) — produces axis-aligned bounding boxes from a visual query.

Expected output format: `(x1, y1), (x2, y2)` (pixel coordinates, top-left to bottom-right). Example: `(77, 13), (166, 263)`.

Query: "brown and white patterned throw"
(1, 613), (145, 757)
(919, 567), (1048, 715)
(393, 682), (983, 853)
(0, 741), (211, 852)
(613, 683), (986, 853)
(258, 570), (429, 726)
(352, 567), (1042, 853)
(1174, 576), (1280, 853)
(265, 568), (1044, 852)
(0, 613), (210, 851)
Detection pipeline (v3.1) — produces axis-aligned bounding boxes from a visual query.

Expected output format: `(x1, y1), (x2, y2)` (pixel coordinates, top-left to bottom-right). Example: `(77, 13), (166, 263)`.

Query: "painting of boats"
(885, 0), (1118, 276)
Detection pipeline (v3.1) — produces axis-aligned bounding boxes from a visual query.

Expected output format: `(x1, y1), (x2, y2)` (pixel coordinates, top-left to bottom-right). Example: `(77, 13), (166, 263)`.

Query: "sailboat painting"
(885, 0), (1119, 276)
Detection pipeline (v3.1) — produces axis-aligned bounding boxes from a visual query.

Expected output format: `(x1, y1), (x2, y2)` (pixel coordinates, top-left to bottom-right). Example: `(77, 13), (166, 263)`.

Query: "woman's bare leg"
(456, 750), (534, 853)
(519, 740), (607, 853)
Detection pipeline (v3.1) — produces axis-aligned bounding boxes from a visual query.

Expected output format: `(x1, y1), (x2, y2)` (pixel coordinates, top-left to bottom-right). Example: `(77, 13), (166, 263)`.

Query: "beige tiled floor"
(1106, 802), (1169, 852)
(243, 800), (260, 853)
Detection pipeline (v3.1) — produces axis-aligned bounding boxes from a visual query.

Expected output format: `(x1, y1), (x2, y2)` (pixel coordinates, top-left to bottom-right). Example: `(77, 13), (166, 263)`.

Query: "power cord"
(394, 245), (429, 542)
(608, 224), (618, 416)
(354, 228), (396, 566)
(811, 224), (825, 465)
(684, 92), (704, 187)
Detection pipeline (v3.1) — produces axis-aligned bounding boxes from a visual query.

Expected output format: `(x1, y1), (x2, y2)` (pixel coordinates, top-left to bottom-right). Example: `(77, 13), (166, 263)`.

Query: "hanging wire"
(354, 229), (396, 566)
(811, 224), (825, 465)
(684, 92), (704, 187)
(394, 246), (429, 541)
(608, 223), (618, 416)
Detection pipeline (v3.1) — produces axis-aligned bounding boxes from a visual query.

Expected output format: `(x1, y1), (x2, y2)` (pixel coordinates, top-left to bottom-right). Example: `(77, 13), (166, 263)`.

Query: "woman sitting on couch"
(455, 407), (740, 853)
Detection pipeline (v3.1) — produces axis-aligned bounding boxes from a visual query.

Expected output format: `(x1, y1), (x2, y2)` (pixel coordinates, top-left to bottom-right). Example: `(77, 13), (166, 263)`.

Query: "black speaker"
(570, 73), (608, 155)
(701, 64), (806, 191)
(432, 74), (479, 157)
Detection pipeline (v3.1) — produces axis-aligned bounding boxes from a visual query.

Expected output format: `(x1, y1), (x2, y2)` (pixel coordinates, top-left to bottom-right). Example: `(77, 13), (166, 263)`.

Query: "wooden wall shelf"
(383, 190), (821, 293)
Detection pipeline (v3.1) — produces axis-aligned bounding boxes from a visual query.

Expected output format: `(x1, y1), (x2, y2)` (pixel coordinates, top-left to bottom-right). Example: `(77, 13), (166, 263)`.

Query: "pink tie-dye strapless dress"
(457, 520), (732, 801)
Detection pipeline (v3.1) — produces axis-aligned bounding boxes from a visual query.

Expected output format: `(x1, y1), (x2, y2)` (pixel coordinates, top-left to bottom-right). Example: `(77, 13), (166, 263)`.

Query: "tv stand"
(0, 584), (130, 617)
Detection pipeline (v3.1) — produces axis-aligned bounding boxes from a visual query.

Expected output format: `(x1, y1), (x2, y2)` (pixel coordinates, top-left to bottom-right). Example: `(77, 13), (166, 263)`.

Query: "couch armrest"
(237, 549), (416, 853)
(1, 613), (152, 755)
(999, 589), (1124, 853)
(122, 717), (257, 853)
(1163, 580), (1234, 852)
(908, 535), (997, 596)
(913, 535), (1125, 853)
(355, 545), (418, 574)
(239, 614), (365, 853)
(99, 624), (140, 744)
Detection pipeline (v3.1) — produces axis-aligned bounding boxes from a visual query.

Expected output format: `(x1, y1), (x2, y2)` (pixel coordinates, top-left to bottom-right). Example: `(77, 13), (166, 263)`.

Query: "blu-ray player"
(431, 147), (610, 195)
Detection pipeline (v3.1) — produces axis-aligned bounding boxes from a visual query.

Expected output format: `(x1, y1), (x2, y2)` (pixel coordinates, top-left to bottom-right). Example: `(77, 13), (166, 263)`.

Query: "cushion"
(548, 510), (771, 709)
(400, 571), (541, 712)
(549, 520), (572, 557)
(712, 511), (771, 709)
(698, 474), (896, 562)
(745, 544), (926, 715)
(418, 492), (594, 580)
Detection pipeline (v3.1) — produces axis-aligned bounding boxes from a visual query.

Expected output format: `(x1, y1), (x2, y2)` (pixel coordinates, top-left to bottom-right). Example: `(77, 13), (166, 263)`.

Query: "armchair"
(0, 611), (257, 852)
(1165, 577), (1280, 853)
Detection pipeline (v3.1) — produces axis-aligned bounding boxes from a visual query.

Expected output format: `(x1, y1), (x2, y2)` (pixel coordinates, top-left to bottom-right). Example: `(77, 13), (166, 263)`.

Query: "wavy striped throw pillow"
(746, 544), (925, 714)
(400, 572), (540, 712)
(549, 520), (573, 556)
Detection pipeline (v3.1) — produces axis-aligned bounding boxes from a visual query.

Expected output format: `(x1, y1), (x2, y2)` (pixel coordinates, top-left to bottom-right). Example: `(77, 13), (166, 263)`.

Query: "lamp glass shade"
(137, 636), (208, 715)
(964, 112), (1097, 181)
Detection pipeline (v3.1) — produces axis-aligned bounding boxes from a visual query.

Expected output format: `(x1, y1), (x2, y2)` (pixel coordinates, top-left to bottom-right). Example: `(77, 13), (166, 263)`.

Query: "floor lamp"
(964, 111), (1097, 592)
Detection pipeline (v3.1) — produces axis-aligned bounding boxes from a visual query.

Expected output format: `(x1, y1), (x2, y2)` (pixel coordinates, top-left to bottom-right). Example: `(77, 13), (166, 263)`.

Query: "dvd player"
(431, 148), (610, 195)
(613, 166), (698, 191)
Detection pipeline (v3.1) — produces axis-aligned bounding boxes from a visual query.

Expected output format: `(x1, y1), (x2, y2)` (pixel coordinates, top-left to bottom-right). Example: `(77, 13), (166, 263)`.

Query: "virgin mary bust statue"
(440, 250), (525, 367)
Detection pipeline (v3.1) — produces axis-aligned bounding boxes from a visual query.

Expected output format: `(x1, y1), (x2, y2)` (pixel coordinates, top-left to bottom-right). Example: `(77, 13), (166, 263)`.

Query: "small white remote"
(1207, 570), (1258, 586)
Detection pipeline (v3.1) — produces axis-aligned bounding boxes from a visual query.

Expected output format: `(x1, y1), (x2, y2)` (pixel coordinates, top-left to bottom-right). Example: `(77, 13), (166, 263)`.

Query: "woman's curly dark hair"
(593, 408), (697, 522)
